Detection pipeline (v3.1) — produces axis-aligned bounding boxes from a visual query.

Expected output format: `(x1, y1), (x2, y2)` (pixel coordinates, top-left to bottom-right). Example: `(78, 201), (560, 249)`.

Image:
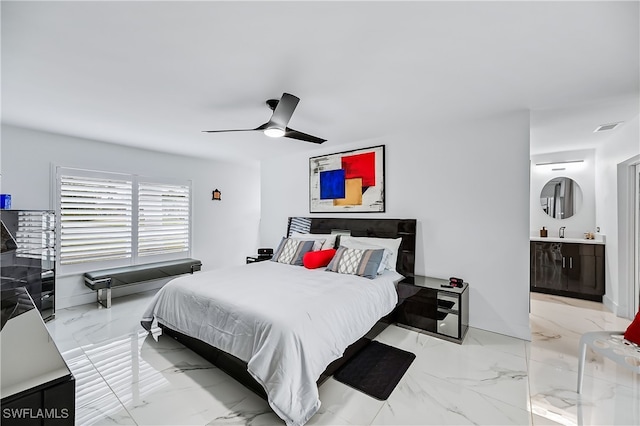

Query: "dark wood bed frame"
(159, 217), (417, 400)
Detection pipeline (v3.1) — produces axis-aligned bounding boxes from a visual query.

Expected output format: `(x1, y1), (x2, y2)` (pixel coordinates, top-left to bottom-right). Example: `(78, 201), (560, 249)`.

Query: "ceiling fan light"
(264, 128), (285, 138)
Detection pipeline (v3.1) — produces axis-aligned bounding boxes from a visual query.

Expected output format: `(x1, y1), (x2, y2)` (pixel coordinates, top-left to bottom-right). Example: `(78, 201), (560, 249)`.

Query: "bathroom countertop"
(530, 236), (605, 245)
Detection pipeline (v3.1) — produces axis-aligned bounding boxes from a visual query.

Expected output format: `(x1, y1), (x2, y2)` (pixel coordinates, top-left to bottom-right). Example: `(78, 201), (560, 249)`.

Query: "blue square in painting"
(320, 170), (345, 199)
(0, 194), (11, 210)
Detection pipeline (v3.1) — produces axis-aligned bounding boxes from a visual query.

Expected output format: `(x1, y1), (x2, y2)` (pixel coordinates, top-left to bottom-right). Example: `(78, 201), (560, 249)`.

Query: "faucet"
(559, 226), (565, 238)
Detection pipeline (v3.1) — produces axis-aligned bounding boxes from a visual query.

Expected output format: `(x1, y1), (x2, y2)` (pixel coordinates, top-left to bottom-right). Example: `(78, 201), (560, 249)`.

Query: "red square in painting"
(342, 152), (375, 187)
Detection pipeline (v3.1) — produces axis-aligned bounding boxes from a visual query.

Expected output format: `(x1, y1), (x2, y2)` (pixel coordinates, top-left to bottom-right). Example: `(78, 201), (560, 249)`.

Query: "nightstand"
(396, 275), (469, 344)
(246, 255), (272, 264)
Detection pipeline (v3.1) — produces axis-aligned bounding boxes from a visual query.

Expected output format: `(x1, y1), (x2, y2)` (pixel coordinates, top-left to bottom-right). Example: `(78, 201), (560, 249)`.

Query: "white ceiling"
(2, 1), (638, 162)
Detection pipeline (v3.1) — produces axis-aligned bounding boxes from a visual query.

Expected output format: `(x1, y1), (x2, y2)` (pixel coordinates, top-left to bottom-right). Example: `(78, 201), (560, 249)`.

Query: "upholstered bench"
(83, 258), (202, 308)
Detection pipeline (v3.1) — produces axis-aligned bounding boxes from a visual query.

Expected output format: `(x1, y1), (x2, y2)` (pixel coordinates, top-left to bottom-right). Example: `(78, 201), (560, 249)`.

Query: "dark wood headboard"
(287, 217), (416, 279)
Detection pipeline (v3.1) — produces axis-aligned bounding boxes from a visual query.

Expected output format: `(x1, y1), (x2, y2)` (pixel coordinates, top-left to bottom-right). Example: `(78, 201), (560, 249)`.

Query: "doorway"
(634, 163), (640, 314)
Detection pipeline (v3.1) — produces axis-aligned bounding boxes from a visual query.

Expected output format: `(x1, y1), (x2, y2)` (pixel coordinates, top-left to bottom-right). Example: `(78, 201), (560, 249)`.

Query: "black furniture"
(246, 255), (272, 264)
(1, 210), (56, 321)
(286, 217), (416, 279)
(530, 241), (605, 301)
(84, 258), (202, 308)
(160, 217), (417, 400)
(1, 288), (75, 425)
(247, 248), (273, 264)
(396, 275), (469, 344)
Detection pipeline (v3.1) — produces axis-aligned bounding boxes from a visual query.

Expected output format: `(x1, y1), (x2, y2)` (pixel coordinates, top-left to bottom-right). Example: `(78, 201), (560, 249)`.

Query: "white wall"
(260, 110), (532, 340)
(530, 149), (596, 238)
(1, 124), (261, 308)
(595, 115), (640, 317)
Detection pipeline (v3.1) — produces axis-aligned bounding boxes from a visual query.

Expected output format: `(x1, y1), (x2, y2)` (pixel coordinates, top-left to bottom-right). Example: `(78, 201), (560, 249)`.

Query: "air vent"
(594, 122), (623, 132)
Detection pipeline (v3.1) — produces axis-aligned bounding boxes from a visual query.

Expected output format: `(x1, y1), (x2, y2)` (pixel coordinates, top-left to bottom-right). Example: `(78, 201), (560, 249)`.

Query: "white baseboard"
(602, 294), (618, 316)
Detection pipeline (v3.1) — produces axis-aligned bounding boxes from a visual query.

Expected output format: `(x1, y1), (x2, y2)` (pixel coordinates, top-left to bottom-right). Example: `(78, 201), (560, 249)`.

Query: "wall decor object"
(309, 145), (385, 213)
(0, 194), (12, 210)
(212, 189), (221, 201)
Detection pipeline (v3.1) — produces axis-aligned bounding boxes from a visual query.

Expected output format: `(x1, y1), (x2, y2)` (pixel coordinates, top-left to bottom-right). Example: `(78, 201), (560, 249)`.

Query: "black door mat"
(333, 341), (415, 400)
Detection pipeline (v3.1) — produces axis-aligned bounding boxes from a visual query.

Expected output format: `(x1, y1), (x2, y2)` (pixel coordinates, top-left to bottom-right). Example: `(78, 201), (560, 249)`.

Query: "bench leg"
(97, 288), (112, 309)
(577, 340), (587, 394)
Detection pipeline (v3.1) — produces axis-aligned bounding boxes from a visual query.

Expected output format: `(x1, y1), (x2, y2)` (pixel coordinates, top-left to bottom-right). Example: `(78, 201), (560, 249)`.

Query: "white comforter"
(140, 260), (398, 426)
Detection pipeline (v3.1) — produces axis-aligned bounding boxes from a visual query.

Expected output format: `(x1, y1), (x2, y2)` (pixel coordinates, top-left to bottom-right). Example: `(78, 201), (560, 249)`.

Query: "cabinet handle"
(562, 257), (565, 268)
(570, 257), (573, 269)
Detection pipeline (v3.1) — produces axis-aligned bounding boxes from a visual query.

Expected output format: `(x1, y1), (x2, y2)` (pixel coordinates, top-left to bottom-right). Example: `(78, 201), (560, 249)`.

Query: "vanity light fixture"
(535, 160), (584, 167)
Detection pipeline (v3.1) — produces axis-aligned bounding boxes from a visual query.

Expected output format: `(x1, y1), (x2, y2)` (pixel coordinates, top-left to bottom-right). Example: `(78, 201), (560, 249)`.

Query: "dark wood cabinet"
(396, 276), (469, 344)
(530, 241), (605, 301)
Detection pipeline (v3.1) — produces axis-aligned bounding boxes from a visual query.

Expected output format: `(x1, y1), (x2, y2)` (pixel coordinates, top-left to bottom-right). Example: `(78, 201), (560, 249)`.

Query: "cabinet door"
(562, 243), (581, 292)
(43, 378), (75, 426)
(571, 244), (604, 296)
(531, 241), (564, 291)
(437, 292), (460, 339)
(396, 285), (437, 332)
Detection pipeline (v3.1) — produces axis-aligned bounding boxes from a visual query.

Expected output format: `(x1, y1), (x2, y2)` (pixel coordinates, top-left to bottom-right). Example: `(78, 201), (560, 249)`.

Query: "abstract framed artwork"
(309, 145), (385, 213)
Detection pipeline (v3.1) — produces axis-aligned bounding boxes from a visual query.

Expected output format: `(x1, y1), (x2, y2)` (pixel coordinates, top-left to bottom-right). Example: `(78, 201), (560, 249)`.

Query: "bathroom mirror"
(540, 177), (583, 219)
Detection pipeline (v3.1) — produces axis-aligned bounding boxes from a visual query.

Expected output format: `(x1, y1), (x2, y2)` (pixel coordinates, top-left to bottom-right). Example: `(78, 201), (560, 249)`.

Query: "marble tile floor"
(44, 290), (639, 426)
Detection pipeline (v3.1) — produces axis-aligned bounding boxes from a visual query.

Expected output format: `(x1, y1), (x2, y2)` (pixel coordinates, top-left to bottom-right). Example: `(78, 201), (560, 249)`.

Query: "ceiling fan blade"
(202, 123), (268, 133)
(268, 93), (300, 128)
(284, 127), (326, 144)
(202, 129), (255, 133)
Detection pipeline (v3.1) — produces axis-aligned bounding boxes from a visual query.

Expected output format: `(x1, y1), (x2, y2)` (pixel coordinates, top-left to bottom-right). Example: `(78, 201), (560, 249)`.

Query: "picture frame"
(309, 145), (385, 213)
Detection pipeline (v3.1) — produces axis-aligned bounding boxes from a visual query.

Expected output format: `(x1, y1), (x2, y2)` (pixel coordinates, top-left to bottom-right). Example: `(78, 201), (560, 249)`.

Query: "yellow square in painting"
(334, 178), (363, 206)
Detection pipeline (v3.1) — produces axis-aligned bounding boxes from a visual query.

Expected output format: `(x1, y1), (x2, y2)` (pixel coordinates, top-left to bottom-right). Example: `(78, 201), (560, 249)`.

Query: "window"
(58, 172), (133, 265)
(56, 167), (191, 272)
(138, 181), (190, 257)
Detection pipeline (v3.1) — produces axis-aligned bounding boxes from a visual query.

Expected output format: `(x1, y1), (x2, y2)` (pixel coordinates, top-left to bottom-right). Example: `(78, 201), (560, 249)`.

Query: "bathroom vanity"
(530, 237), (605, 301)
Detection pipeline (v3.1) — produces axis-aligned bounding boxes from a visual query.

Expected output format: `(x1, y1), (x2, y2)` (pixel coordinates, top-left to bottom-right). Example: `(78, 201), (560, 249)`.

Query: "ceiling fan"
(203, 92), (326, 144)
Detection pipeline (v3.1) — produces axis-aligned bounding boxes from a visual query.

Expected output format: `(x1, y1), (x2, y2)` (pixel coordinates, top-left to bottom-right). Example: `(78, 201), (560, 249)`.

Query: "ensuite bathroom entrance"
(634, 162), (640, 315)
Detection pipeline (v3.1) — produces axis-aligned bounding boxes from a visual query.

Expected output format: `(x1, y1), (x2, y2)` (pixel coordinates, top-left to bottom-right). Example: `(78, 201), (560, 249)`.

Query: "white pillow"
(290, 232), (326, 251)
(338, 239), (389, 274)
(290, 232), (337, 251)
(339, 236), (402, 272)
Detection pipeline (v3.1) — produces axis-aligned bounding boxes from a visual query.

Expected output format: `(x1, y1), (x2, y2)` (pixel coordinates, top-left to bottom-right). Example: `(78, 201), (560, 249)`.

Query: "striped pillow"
(271, 237), (315, 266)
(326, 246), (385, 279)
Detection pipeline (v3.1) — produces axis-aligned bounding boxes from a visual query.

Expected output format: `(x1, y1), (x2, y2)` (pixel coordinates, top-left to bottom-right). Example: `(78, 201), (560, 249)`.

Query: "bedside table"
(396, 275), (469, 344)
(246, 255), (272, 264)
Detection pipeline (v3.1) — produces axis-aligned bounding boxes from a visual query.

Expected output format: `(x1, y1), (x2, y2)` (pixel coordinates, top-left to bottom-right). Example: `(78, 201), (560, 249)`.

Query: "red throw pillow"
(303, 249), (336, 269)
(624, 311), (640, 345)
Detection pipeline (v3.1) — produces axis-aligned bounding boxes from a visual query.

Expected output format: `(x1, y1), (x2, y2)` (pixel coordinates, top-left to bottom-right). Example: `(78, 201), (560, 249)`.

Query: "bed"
(141, 217), (416, 426)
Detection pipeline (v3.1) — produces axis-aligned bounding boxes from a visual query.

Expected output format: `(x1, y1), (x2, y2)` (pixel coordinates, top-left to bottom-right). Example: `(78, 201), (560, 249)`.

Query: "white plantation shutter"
(138, 182), (190, 257)
(59, 174), (133, 265)
(56, 167), (192, 270)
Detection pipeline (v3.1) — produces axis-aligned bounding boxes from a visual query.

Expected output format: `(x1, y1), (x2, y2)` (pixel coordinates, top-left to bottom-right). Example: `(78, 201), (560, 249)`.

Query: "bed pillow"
(290, 232), (326, 251)
(271, 238), (315, 266)
(338, 239), (390, 274)
(339, 236), (402, 272)
(290, 232), (337, 251)
(624, 311), (640, 345)
(303, 249), (337, 269)
(326, 246), (385, 279)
